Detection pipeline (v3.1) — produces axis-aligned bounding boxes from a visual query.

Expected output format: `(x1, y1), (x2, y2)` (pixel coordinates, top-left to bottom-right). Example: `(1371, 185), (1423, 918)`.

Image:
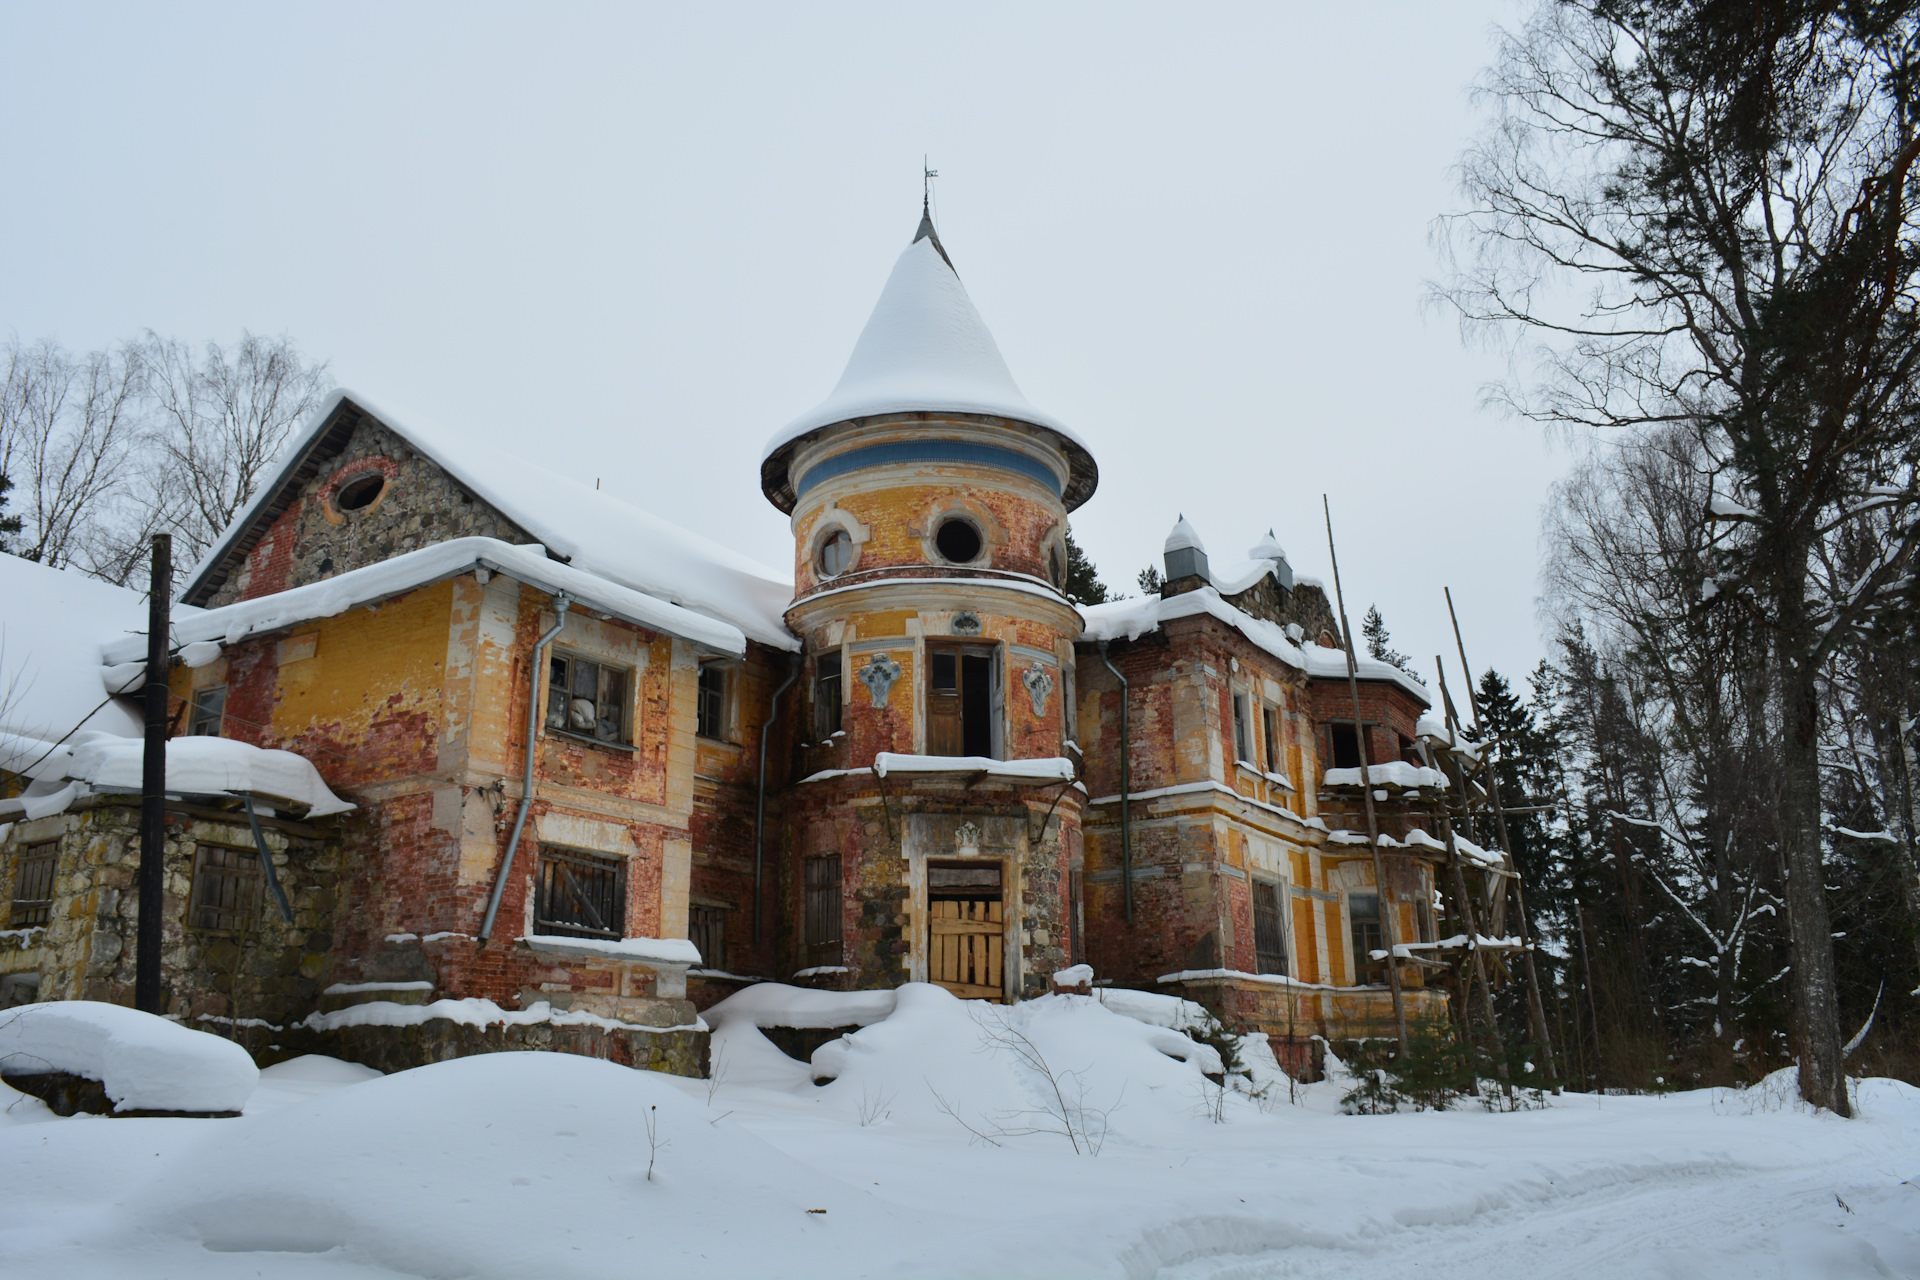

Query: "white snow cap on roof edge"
(1248, 529), (1287, 561)
(183, 389), (797, 650)
(108, 537), (748, 665)
(1164, 515), (1206, 554)
(1081, 587), (1430, 705)
(762, 235), (1086, 461)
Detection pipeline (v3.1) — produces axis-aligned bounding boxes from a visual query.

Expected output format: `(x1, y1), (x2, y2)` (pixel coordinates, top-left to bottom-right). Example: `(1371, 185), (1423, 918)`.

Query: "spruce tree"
(1060, 529), (1111, 606)
(1362, 605), (1413, 673)
(0, 471), (22, 555)
(1136, 566), (1163, 596)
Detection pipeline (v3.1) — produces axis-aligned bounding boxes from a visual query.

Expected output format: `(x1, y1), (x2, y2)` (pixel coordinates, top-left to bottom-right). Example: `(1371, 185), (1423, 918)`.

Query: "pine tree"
(1136, 566), (1163, 596)
(1362, 606), (1413, 673)
(1060, 528), (1111, 606)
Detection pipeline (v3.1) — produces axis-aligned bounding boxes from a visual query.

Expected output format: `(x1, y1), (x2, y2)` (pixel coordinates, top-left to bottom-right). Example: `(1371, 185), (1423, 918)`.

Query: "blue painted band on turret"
(793, 439), (1064, 501)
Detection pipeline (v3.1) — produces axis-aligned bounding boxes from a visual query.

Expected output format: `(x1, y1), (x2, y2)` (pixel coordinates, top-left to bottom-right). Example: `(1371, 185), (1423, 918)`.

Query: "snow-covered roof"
(0, 553), (157, 751)
(759, 222), (1097, 512)
(108, 537), (748, 666)
(1081, 586), (1430, 705)
(1164, 516), (1205, 555)
(3, 733), (354, 821)
(182, 390), (797, 651)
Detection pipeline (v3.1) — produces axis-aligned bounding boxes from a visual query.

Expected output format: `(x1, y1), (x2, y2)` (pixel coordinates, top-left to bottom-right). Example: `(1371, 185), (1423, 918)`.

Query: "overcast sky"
(2, 1), (1569, 699)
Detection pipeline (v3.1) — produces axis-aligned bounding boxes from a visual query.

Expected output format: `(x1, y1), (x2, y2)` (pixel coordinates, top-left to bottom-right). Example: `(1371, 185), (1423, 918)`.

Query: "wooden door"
(927, 646), (963, 756)
(928, 898), (1004, 1000)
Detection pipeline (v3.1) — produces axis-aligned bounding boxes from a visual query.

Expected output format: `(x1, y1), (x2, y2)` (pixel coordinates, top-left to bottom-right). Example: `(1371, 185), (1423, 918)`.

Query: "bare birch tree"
(0, 339), (143, 571)
(1439, 0), (1920, 1114)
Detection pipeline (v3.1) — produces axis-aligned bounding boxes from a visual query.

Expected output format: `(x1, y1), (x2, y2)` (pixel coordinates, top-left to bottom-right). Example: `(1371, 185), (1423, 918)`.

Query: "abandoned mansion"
(0, 211), (1511, 1076)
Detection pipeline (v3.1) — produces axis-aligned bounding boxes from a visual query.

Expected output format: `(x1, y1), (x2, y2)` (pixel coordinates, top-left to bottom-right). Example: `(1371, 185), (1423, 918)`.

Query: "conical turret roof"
(761, 223), (1086, 463)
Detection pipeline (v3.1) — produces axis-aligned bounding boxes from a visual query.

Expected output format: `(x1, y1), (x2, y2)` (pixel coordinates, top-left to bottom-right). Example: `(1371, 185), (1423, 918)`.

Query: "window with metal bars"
(534, 847), (625, 939)
(1349, 891), (1384, 982)
(1252, 878), (1288, 976)
(9, 842), (57, 928)
(189, 844), (262, 933)
(688, 905), (726, 970)
(804, 854), (842, 964)
(545, 652), (630, 745)
(188, 686), (227, 737)
(697, 663), (727, 741)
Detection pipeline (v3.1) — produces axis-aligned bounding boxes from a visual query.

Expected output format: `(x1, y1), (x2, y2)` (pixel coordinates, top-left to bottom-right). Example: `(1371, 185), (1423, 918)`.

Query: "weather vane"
(923, 155), (939, 211)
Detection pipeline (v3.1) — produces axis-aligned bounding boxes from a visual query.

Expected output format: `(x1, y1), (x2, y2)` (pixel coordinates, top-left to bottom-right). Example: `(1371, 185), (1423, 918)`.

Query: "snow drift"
(0, 1001), (258, 1113)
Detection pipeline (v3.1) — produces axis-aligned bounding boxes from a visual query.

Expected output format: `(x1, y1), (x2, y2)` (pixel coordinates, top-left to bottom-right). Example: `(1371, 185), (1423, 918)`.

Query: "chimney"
(1162, 515), (1211, 597)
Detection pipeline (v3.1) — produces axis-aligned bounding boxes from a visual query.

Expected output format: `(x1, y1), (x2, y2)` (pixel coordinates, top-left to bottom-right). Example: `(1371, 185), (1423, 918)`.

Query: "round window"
(817, 528), (854, 577)
(335, 473), (386, 512)
(934, 517), (983, 564)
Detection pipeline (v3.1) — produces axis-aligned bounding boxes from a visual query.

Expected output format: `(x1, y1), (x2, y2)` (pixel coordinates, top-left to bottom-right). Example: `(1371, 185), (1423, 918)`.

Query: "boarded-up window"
(697, 663), (727, 741)
(546, 653), (630, 745)
(535, 847), (625, 940)
(189, 844), (262, 932)
(188, 686), (227, 737)
(1349, 891), (1384, 983)
(814, 651), (844, 740)
(1253, 879), (1288, 976)
(688, 905), (726, 970)
(804, 855), (842, 965)
(9, 842), (57, 928)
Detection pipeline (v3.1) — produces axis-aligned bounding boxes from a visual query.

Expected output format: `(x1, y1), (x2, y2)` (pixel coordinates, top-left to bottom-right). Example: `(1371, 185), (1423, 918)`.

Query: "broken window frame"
(813, 650), (844, 740)
(1327, 721), (1365, 770)
(188, 843), (264, 934)
(534, 846), (626, 941)
(545, 650), (633, 747)
(9, 841), (57, 929)
(1232, 690), (1253, 764)
(188, 685), (227, 738)
(1262, 705), (1282, 774)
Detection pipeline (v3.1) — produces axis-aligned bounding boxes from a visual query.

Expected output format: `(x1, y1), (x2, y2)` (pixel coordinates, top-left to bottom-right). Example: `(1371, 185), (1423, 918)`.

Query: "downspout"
(1099, 640), (1132, 922)
(479, 592), (571, 944)
(754, 653), (801, 944)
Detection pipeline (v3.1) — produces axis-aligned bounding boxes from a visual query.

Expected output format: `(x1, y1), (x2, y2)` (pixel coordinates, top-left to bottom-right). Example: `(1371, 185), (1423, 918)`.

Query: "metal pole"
(479, 592), (569, 943)
(135, 534), (171, 1014)
(1323, 498), (1408, 1056)
(1444, 587), (1560, 1083)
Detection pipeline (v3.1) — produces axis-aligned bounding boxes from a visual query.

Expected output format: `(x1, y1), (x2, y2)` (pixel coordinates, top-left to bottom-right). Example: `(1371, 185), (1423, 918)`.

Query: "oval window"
(934, 517), (983, 564)
(817, 529), (854, 577)
(335, 473), (386, 512)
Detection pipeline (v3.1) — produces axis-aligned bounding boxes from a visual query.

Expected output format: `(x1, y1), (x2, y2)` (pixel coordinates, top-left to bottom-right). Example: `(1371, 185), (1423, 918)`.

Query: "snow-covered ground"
(1, 985), (1914, 1279)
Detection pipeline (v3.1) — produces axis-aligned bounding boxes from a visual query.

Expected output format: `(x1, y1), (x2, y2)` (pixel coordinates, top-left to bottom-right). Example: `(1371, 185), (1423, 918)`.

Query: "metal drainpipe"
(753, 653), (801, 945)
(479, 592), (571, 944)
(1099, 640), (1132, 922)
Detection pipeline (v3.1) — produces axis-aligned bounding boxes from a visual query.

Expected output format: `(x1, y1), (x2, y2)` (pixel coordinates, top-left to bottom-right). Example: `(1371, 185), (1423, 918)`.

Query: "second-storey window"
(1262, 706), (1282, 774)
(697, 663), (728, 740)
(1232, 692), (1253, 763)
(814, 651), (844, 739)
(547, 653), (630, 745)
(188, 686), (227, 737)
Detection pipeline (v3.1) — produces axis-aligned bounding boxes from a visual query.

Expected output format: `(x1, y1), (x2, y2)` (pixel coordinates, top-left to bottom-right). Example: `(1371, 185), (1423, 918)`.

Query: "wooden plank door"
(928, 898), (1004, 1000)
